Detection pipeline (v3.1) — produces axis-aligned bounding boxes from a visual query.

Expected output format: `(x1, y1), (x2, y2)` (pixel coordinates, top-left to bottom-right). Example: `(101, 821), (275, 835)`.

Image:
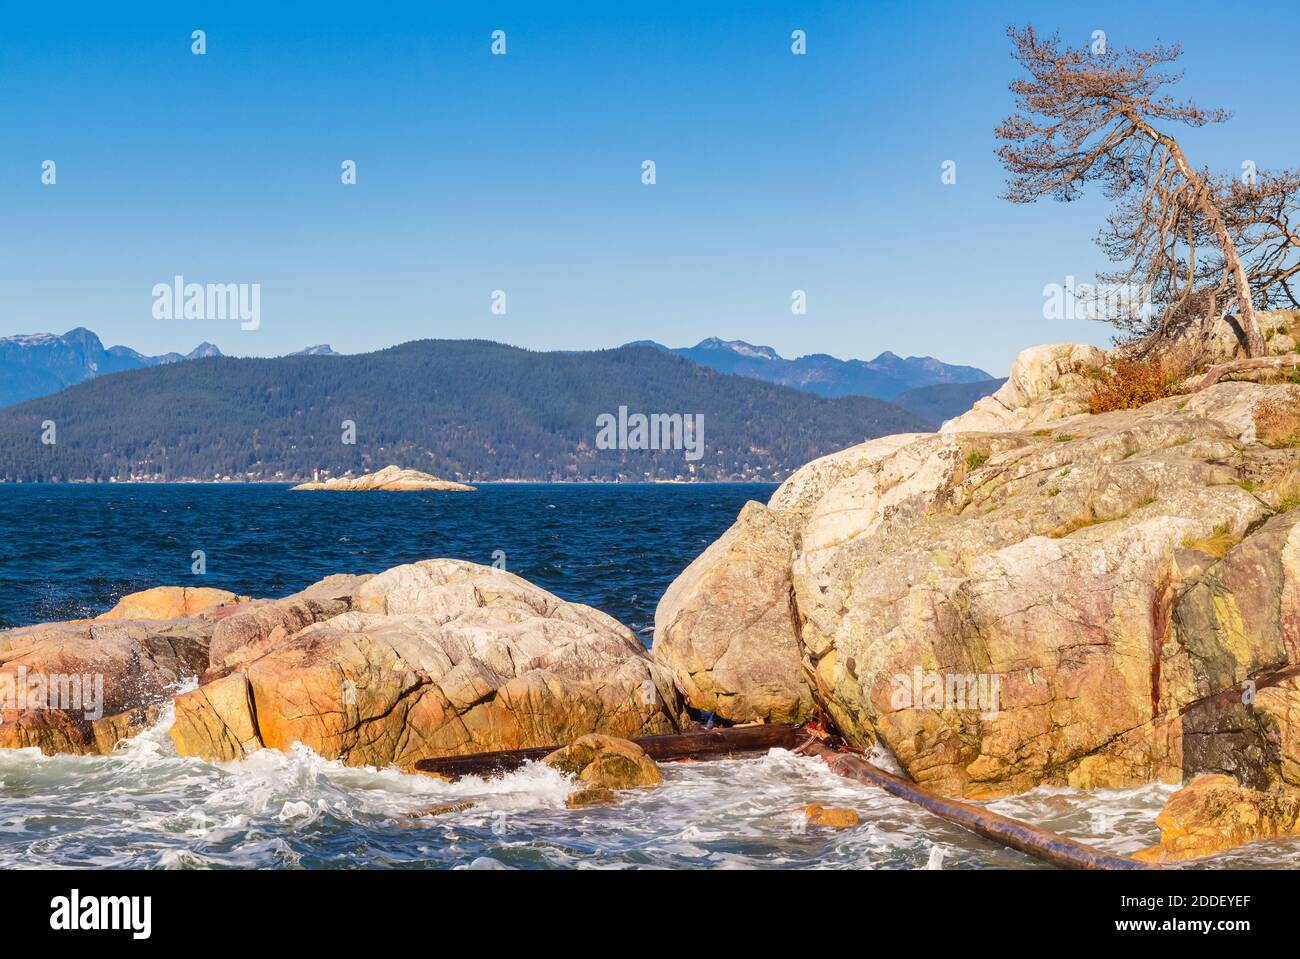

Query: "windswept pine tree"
(997, 26), (1300, 363)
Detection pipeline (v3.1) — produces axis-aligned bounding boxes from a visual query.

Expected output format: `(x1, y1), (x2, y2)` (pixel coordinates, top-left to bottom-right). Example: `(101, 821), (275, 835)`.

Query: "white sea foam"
(0, 730), (1296, 869)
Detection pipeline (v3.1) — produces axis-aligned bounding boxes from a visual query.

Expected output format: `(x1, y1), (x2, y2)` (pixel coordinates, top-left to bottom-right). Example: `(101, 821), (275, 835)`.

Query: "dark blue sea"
(0, 483), (1244, 868)
(0, 483), (774, 633)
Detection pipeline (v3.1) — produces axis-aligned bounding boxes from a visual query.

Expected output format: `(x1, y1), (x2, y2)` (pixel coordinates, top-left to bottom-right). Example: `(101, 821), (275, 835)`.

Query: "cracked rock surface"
(2, 560), (686, 768)
(165, 560), (688, 767)
(654, 344), (1300, 800)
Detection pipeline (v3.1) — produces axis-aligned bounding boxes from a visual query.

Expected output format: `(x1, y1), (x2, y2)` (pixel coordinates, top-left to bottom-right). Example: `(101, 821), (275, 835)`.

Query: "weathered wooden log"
(635, 724), (804, 760)
(1198, 353), (1300, 388)
(413, 723), (804, 779)
(801, 740), (1156, 871)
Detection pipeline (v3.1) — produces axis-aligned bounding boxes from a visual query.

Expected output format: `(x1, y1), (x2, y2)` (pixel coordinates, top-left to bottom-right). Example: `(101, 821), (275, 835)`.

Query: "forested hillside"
(892, 378), (1007, 424)
(0, 340), (933, 482)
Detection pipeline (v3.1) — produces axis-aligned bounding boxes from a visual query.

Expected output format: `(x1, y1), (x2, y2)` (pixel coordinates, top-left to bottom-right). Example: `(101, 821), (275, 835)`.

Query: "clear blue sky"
(2, 0), (1296, 374)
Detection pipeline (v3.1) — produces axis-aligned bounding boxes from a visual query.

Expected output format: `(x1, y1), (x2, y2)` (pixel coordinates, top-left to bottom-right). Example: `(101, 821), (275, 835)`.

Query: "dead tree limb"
(1198, 353), (1300, 389)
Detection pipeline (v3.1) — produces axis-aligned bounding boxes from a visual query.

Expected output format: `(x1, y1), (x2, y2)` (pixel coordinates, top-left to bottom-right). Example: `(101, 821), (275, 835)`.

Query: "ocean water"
(0, 484), (1294, 869)
(0, 483), (772, 633)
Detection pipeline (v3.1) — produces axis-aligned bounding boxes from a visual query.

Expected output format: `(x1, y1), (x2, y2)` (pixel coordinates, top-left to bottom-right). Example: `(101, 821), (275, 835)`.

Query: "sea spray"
(0, 738), (1247, 869)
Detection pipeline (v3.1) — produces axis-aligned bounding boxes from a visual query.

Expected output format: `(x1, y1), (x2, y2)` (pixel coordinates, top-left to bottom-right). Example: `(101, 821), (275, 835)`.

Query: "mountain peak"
(693, 338), (781, 361)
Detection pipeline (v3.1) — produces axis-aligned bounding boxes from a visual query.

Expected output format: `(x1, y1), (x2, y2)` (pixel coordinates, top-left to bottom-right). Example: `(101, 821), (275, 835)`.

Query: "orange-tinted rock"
(654, 375), (1300, 798)
(172, 560), (687, 769)
(206, 596), (349, 679)
(653, 502), (814, 725)
(0, 618), (211, 755)
(91, 704), (163, 754)
(543, 734), (661, 789)
(1135, 774), (1300, 862)
(96, 586), (245, 621)
(566, 786), (618, 808)
(169, 673), (262, 761)
(804, 803), (860, 828)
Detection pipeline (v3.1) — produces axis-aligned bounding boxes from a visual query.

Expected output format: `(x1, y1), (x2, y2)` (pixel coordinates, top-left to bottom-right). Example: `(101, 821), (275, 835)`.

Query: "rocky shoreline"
(7, 317), (1300, 863)
(651, 311), (1300, 861)
(0, 560), (682, 768)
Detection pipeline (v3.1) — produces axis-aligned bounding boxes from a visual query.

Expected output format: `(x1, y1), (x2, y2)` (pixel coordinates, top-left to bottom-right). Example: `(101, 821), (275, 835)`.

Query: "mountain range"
(0, 328), (338, 407)
(629, 337), (999, 402)
(0, 340), (933, 483)
(0, 328), (220, 407)
(0, 329), (1005, 446)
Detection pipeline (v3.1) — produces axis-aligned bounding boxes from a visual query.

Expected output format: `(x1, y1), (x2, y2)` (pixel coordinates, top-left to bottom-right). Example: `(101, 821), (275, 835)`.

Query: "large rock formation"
(654, 339), (1300, 806)
(0, 583), (258, 753)
(196, 574), (373, 685)
(941, 343), (1107, 432)
(291, 465), (475, 491)
(167, 559), (687, 767)
(653, 501), (813, 724)
(2, 561), (685, 768)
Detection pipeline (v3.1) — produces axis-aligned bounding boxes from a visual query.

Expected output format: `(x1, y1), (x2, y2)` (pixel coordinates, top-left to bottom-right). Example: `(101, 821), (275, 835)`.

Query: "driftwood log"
(412, 724), (1155, 870)
(413, 723), (804, 779)
(800, 740), (1156, 870)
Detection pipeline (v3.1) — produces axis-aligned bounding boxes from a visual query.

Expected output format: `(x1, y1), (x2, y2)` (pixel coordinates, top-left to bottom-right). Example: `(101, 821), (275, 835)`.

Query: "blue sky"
(2, 0), (1296, 374)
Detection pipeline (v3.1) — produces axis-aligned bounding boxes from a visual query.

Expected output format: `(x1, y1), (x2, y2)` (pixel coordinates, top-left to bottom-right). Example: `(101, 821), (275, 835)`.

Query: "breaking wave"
(3, 706), (1294, 869)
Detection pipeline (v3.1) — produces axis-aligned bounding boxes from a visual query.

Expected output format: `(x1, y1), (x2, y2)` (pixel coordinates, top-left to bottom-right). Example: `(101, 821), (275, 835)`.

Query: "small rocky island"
(291, 465), (475, 491)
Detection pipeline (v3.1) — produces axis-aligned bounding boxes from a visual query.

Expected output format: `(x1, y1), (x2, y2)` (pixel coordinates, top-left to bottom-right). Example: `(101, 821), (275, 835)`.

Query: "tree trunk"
(412, 724), (805, 778)
(1202, 199), (1267, 357)
(1131, 115), (1267, 358)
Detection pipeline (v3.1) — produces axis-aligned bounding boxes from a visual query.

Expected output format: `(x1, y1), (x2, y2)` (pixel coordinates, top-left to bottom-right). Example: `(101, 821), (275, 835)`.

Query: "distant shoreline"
(0, 479), (781, 487)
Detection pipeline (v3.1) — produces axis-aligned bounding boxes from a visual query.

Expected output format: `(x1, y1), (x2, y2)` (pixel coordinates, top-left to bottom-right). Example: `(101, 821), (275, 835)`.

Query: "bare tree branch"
(996, 26), (1275, 359)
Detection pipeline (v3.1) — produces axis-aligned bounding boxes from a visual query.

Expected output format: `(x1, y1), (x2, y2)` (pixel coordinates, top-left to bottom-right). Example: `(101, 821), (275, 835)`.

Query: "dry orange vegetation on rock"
(1087, 356), (1187, 414)
(1254, 395), (1300, 447)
